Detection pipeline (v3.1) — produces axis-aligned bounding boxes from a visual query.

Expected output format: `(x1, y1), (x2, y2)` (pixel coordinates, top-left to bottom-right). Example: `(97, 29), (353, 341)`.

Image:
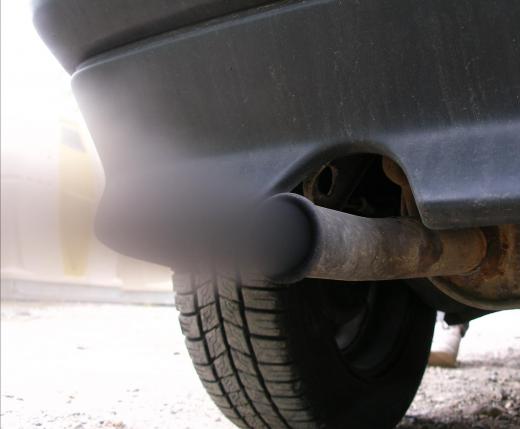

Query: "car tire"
(174, 269), (435, 429)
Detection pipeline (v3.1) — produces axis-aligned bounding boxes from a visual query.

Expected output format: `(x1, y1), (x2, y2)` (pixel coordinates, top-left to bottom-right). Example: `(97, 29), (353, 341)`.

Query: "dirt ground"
(1, 302), (518, 429)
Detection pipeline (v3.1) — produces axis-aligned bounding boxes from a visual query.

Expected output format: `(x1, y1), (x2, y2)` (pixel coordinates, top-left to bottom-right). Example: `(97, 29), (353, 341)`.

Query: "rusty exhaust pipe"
(254, 193), (487, 283)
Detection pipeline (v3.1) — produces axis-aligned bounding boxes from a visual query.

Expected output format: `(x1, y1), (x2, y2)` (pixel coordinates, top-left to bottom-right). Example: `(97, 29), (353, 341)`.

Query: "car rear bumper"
(34, 0), (520, 264)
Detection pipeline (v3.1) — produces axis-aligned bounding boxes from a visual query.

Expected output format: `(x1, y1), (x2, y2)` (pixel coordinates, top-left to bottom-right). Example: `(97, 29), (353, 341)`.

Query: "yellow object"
(59, 121), (97, 276)
(1, 108), (171, 293)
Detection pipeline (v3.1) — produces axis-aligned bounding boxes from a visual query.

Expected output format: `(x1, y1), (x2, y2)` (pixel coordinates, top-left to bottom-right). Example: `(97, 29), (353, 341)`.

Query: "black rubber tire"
(174, 272), (435, 429)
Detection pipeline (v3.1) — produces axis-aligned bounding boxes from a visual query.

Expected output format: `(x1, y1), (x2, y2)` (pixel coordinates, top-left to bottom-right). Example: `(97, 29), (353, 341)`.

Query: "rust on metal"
(383, 157), (520, 310)
(431, 224), (520, 310)
(302, 202), (487, 282)
(264, 193), (487, 284)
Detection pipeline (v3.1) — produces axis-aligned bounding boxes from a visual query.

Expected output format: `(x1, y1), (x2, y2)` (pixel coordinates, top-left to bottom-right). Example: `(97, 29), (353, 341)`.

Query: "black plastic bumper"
(35, 0), (520, 265)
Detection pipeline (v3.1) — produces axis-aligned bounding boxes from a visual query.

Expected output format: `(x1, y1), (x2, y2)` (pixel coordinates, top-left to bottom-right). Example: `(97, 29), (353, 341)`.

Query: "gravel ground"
(1, 302), (519, 429)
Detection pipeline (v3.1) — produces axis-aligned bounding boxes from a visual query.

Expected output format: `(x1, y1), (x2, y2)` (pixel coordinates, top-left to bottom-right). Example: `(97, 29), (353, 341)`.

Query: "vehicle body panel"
(34, 0), (520, 265)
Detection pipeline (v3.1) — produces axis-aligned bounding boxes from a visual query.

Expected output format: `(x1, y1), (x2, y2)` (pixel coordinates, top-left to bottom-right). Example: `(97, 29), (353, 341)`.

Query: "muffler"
(254, 193), (487, 283)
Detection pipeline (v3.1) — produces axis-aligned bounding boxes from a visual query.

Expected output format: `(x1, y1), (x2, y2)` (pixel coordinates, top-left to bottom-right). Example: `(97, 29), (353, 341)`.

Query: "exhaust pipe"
(254, 193), (487, 283)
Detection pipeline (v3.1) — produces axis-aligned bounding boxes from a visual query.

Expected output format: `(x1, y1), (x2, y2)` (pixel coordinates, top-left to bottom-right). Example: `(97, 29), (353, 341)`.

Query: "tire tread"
(174, 272), (316, 428)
